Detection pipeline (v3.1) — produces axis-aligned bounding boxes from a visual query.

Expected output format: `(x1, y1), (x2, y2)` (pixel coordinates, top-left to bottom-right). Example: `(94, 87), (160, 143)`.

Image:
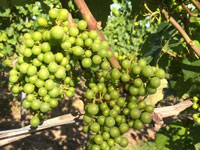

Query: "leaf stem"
(182, 3), (199, 17)
(161, 8), (200, 58)
(162, 49), (181, 58)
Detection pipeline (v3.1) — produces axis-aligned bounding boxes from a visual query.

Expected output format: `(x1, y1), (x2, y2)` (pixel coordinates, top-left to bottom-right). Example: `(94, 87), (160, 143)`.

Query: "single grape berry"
(87, 104), (99, 115)
(85, 90), (95, 100)
(78, 20), (87, 30)
(30, 116), (40, 127)
(50, 26), (64, 40)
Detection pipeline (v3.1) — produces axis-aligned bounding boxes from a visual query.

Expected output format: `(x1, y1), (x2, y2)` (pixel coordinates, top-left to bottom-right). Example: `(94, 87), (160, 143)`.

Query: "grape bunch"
(83, 59), (165, 150)
(8, 8), (103, 127)
(8, 6), (166, 149)
(192, 96), (200, 124)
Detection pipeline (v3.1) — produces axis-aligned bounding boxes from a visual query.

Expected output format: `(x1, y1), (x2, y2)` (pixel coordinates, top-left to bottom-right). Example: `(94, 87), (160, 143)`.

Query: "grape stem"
(160, 8), (200, 58)
(182, 3), (199, 17)
(93, 97), (96, 104)
(94, 98), (103, 102)
(67, 13), (77, 27)
(73, 0), (121, 69)
(99, 92), (102, 99)
(162, 49), (182, 58)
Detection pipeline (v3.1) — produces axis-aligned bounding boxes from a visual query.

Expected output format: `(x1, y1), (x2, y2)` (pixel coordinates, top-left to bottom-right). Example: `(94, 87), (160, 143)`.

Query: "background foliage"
(103, 0), (159, 56)
(155, 120), (200, 150)
(0, 0), (200, 149)
(0, 0), (50, 71)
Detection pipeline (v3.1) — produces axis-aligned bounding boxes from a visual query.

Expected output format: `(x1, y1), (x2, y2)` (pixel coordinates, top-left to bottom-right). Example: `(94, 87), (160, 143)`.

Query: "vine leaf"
(0, 8), (10, 17)
(155, 133), (170, 150)
(190, 16), (200, 27)
(194, 40), (200, 50)
(181, 58), (200, 82)
(141, 22), (169, 61)
(6, 27), (14, 37)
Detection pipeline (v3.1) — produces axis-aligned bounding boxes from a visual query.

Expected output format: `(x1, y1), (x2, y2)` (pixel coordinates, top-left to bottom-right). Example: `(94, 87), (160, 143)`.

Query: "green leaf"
(68, 0), (75, 11)
(169, 77), (196, 97)
(141, 25), (166, 57)
(16, 24), (23, 31)
(155, 22), (168, 32)
(155, 134), (170, 150)
(0, 43), (4, 49)
(6, 27), (14, 37)
(194, 40), (200, 50)
(190, 16), (200, 26)
(32, 6), (40, 16)
(7, 39), (17, 45)
(0, 32), (7, 41)
(16, 6), (28, 15)
(156, 120), (200, 150)
(168, 36), (184, 48)
(158, 53), (170, 70)
(181, 58), (200, 82)
(144, 56), (153, 64)
(0, 0), (10, 17)
(4, 45), (13, 54)
(0, 8), (11, 17)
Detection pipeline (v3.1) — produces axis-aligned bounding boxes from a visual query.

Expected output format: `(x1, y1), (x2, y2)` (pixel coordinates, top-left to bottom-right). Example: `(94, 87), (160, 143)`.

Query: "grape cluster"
(8, 7), (166, 149)
(192, 96), (200, 124)
(83, 58), (165, 149)
(8, 8), (103, 127)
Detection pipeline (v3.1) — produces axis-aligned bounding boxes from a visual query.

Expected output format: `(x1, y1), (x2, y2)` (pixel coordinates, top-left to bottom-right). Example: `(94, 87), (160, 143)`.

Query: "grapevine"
(8, 6), (167, 149)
